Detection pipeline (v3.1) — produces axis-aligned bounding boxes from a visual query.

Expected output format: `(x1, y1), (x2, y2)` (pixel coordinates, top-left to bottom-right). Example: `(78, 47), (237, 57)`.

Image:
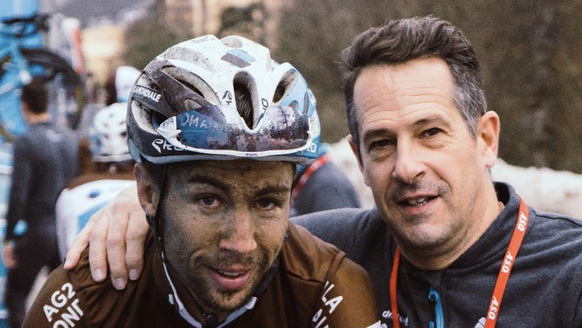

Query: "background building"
(166, 0), (283, 49)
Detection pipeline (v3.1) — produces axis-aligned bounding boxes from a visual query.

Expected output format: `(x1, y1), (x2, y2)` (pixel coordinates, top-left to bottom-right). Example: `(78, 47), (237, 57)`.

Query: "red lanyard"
(290, 154), (329, 201)
(389, 198), (529, 328)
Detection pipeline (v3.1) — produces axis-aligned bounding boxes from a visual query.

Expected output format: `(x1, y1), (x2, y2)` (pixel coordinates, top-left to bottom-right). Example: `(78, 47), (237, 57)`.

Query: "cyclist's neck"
(23, 111), (50, 125)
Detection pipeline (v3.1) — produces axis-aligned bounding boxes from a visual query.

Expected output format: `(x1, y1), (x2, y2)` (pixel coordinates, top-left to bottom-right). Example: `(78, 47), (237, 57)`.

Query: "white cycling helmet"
(89, 102), (132, 162)
(127, 35), (321, 166)
(115, 66), (140, 103)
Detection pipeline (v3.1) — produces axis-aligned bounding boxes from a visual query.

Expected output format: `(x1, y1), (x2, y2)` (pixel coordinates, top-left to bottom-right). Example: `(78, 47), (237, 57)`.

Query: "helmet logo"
(220, 49), (255, 68)
(152, 139), (184, 153)
(222, 91), (233, 105)
(261, 98), (269, 110)
(133, 85), (162, 103)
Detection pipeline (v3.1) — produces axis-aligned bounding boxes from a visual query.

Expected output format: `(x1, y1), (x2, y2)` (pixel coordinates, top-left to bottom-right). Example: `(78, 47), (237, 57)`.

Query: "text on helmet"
(133, 85), (162, 102)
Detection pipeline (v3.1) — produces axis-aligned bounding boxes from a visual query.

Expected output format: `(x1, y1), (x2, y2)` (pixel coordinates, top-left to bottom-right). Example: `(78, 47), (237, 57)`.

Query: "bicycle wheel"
(21, 48), (85, 130)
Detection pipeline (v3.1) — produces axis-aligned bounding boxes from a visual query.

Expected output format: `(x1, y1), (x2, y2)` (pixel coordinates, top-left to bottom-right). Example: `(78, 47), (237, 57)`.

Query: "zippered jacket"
(294, 182), (582, 327)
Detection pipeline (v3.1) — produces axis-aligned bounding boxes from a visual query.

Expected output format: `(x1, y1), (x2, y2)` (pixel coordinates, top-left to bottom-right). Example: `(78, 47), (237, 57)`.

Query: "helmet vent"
(171, 78), (206, 110)
(234, 82), (254, 128)
(273, 70), (299, 105)
(273, 84), (285, 104)
(233, 71), (257, 129)
(162, 89), (180, 114)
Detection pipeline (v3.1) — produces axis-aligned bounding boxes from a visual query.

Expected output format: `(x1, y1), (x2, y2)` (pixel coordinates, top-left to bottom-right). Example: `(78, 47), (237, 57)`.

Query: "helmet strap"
(151, 164), (286, 326)
(149, 164), (168, 251)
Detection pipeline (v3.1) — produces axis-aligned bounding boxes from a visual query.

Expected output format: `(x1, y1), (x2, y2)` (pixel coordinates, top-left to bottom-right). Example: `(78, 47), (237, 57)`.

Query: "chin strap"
(153, 161), (287, 327)
(157, 225), (286, 328)
(251, 229), (287, 298)
(202, 313), (218, 328)
(252, 258), (280, 298)
(148, 164), (168, 252)
(161, 254), (278, 328)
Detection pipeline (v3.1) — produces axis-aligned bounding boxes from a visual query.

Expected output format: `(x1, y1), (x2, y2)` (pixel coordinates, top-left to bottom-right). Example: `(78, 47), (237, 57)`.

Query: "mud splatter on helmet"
(127, 35), (320, 166)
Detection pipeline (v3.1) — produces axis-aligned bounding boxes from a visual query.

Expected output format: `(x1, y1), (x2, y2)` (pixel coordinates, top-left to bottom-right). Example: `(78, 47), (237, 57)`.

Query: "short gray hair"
(341, 16), (487, 159)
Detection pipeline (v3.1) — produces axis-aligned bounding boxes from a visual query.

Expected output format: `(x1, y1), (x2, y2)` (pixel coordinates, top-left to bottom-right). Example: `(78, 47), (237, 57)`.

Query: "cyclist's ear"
(134, 163), (159, 217)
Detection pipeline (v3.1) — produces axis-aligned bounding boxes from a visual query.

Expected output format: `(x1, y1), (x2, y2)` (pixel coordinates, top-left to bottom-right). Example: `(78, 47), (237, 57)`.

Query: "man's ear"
(134, 163), (159, 217)
(477, 111), (500, 170)
(348, 135), (371, 187)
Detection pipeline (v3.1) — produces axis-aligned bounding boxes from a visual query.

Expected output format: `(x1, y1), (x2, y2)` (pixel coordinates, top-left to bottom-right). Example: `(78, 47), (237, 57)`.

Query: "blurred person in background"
(105, 65), (141, 106)
(1, 78), (79, 328)
(78, 66), (140, 175)
(56, 102), (135, 259)
(291, 142), (361, 217)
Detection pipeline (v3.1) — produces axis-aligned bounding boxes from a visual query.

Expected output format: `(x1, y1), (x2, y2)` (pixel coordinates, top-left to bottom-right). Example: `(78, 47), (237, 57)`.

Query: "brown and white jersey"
(23, 224), (381, 328)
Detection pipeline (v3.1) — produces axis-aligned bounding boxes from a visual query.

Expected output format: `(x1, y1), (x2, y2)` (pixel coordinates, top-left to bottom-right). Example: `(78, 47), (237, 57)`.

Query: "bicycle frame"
(0, 12), (86, 142)
(0, 18), (44, 138)
(0, 2), (41, 326)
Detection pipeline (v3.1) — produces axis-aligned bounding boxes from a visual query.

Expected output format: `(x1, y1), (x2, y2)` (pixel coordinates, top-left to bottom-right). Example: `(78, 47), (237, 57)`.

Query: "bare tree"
(531, 1), (557, 167)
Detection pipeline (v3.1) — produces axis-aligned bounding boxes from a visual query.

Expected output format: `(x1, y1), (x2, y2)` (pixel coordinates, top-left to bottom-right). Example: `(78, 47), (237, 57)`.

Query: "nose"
(218, 209), (258, 254)
(392, 140), (425, 185)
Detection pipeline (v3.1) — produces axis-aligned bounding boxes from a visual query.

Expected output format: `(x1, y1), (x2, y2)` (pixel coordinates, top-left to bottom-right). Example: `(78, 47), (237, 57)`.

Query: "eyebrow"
(187, 175), (291, 196)
(362, 113), (452, 144)
(411, 114), (451, 129)
(187, 175), (230, 191)
(255, 186), (292, 197)
(362, 128), (395, 146)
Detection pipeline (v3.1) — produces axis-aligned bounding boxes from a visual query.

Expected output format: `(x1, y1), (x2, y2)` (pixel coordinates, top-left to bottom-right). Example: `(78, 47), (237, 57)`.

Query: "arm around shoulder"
(312, 256), (381, 328)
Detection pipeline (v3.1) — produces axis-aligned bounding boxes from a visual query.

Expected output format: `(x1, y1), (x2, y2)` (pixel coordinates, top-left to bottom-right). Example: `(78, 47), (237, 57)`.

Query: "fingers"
(72, 183), (147, 290)
(125, 208), (149, 281)
(65, 184), (147, 291)
(64, 211), (97, 269)
(88, 208), (111, 282)
(106, 199), (131, 290)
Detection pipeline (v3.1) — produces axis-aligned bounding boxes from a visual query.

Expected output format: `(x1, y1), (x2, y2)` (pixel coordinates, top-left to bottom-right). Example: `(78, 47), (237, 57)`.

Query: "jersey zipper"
(428, 286), (444, 328)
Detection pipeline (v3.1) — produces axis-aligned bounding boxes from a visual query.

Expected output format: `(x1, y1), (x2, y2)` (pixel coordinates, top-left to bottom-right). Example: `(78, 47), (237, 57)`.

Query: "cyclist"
(56, 102), (135, 258)
(22, 35), (381, 328)
(105, 65), (141, 105)
(78, 66), (139, 174)
(2, 78), (79, 328)
(291, 142), (361, 217)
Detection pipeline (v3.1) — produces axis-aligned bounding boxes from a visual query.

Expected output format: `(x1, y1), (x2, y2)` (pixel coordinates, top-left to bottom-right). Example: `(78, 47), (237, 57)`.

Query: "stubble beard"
(186, 250), (271, 313)
(384, 180), (455, 250)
